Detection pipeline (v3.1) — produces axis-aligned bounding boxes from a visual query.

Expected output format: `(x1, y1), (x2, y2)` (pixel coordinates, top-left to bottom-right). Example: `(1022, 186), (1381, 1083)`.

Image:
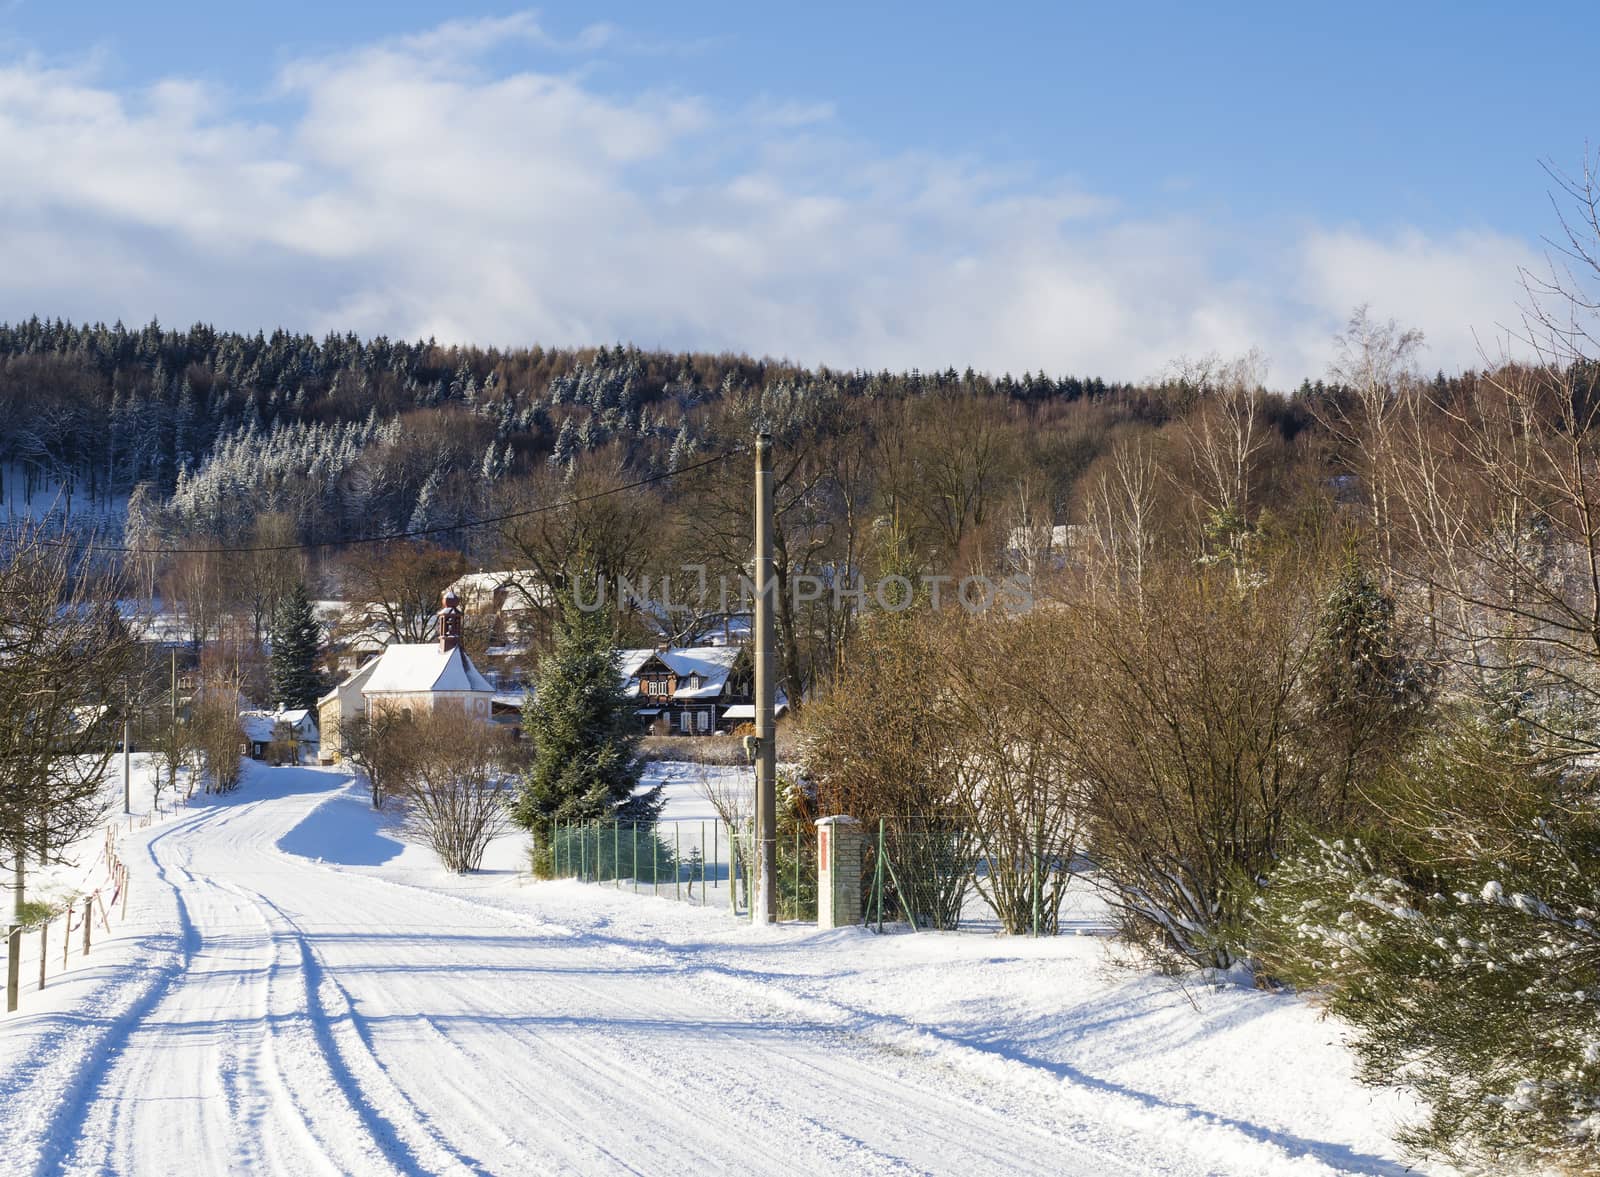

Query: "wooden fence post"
(81, 898), (92, 957)
(5, 925), (19, 1013)
(38, 920), (47, 991)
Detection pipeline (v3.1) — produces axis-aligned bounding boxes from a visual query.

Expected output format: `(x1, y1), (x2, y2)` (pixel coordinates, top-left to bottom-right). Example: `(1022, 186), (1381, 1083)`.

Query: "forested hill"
(0, 315), (1164, 547)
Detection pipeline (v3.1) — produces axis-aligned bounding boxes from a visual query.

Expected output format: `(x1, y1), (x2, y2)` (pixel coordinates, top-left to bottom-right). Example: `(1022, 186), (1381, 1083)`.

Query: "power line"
(53, 448), (739, 556)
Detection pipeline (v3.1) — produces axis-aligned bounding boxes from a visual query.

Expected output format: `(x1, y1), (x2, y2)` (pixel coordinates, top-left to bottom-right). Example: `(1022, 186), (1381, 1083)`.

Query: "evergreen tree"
(408, 467), (443, 534)
(1310, 549), (1429, 807)
(269, 581), (323, 711)
(513, 598), (661, 868)
(1253, 719), (1600, 1174)
(550, 417), (578, 466)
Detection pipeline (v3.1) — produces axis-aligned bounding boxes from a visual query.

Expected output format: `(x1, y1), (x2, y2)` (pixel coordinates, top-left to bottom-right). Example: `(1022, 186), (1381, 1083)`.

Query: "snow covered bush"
(1253, 720), (1600, 1174)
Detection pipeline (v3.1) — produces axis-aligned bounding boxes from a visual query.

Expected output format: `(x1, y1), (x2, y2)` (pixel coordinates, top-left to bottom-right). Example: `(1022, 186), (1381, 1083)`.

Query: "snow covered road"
(0, 767), (1423, 1176)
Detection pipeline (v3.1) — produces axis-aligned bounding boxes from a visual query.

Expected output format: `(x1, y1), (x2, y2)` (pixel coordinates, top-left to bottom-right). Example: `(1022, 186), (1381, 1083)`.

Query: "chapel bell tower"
(438, 589), (463, 652)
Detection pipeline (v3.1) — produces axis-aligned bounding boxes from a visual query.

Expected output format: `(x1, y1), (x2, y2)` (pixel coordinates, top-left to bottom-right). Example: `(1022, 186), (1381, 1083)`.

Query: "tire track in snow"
(259, 855), (1139, 1175)
(43, 806), (342, 1177)
(22, 817), (208, 1177)
(320, 867), (1378, 1176)
(238, 883), (494, 1177)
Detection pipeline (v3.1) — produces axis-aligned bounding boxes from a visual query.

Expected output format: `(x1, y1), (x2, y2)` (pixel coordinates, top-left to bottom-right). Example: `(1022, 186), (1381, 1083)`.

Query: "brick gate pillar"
(816, 816), (863, 930)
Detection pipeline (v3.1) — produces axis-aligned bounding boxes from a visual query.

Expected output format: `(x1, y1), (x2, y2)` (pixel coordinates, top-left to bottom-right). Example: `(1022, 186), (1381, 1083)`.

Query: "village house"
(315, 599), (392, 677)
(316, 589), (495, 762)
(443, 569), (550, 687)
(241, 708), (320, 764)
(617, 645), (781, 736)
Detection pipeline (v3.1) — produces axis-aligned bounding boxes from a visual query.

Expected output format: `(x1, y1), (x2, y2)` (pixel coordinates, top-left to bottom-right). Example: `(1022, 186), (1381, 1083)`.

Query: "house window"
(696, 709), (710, 733)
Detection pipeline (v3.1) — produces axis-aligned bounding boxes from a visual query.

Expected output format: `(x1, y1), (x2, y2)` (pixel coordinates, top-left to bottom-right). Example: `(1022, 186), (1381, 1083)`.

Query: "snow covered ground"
(0, 761), (1436, 1176)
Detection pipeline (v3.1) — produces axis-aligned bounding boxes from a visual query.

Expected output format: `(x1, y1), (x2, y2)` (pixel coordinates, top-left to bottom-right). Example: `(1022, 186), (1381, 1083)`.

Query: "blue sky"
(0, 2), (1588, 380)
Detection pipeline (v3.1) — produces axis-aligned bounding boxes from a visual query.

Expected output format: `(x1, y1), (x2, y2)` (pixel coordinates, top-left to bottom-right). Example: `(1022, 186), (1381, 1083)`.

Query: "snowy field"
(0, 761), (1436, 1176)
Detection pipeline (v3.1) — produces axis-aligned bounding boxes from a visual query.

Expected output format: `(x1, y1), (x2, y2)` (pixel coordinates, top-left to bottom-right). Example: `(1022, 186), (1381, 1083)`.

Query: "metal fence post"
(875, 819), (885, 933)
(700, 821), (707, 906)
(632, 823), (639, 894)
(580, 823), (587, 882)
(39, 920), (48, 991)
(713, 822), (719, 892)
(1032, 849), (1041, 937)
(614, 822), (620, 889)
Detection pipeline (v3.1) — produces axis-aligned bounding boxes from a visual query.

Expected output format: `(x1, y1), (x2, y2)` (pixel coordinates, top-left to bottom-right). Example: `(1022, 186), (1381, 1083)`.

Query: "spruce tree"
(514, 598), (661, 865)
(269, 581), (323, 711)
(1310, 550), (1428, 807)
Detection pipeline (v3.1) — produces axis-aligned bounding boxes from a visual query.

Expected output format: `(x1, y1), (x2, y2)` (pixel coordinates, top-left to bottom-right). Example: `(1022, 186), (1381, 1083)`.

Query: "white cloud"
(0, 19), (1545, 383)
(1300, 227), (1537, 372)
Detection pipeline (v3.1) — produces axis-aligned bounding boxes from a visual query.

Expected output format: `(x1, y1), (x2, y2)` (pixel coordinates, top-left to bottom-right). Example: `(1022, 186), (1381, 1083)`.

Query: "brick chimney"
(438, 589), (463, 653)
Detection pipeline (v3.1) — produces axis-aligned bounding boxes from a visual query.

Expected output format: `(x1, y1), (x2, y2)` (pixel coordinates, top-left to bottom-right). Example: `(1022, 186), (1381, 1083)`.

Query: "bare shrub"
(0, 521), (142, 919)
(392, 709), (515, 872)
(801, 610), (974, 928)
(342, 708), (413, 808)
(189, 683), (243, 792)
(694, 762), (752, 829)
(1056, 562), (1335, 968)
(943, 615), (1085, 935)
(640, 734), (745, 765)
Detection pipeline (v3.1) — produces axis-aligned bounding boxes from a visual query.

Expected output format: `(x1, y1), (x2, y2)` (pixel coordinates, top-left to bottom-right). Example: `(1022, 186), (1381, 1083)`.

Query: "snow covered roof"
(362, 644), (494, 695)
(618, 646), (742, 699)
(446, 570), (551, 611)
(719, 701), (788, 721)
(239, 711), (277, 742)
(240, 709), (319, 742)
(319, 654), (381, 705)
(116, 600), (190, 646)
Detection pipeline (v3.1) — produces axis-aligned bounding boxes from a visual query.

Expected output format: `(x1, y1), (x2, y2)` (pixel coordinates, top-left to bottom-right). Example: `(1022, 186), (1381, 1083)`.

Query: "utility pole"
(122, 695), (132, 815)
(170, 649), (178, 798)
(752, 433), (778, 924)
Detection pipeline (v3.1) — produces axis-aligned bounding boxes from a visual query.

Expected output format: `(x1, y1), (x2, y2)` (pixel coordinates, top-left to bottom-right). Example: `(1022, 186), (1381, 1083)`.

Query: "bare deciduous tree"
(1084, 437), (1161, 603)
(0, 522), (142, 920)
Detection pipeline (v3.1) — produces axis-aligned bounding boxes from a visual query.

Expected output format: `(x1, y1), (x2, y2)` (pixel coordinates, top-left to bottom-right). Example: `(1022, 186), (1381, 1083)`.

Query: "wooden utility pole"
(123, 685), (133, 815)
(753, 434), (778, 924)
